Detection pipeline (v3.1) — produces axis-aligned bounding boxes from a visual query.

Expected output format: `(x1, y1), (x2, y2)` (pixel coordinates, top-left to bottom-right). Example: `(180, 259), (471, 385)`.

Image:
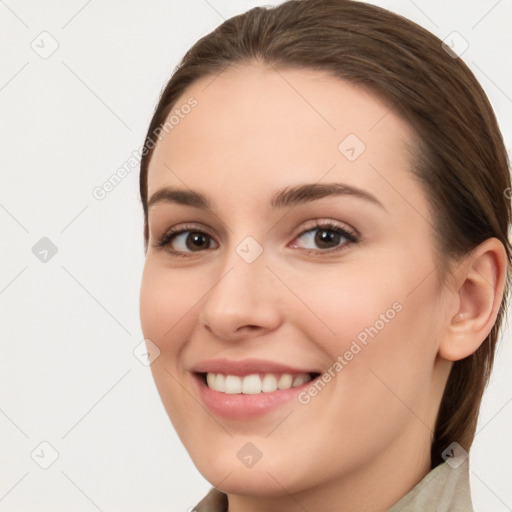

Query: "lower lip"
(192, 373), (315, 420)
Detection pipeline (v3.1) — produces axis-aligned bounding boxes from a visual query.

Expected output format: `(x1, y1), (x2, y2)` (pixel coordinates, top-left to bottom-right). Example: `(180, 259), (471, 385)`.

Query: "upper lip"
(190, 358), (320, 377)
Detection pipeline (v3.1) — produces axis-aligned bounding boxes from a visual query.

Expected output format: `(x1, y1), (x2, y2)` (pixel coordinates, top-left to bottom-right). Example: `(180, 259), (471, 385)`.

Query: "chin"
(202, 468), (300, 497)
(188, 441), (311, 497)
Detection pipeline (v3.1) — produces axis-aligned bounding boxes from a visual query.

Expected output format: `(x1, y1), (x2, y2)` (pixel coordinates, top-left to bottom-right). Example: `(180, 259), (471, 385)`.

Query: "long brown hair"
(139, 0), (511, 467)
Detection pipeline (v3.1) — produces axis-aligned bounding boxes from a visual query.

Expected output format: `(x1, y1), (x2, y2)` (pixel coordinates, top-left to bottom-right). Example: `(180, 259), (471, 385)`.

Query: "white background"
(1, 1), (511, 511)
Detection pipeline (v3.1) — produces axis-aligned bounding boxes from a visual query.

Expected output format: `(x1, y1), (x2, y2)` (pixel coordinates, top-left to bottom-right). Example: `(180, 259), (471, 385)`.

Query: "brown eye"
(185, 232), (212, 251)
(291, 222), (358, 253)
(156, 228), (219, 255)
(314, 229), (343, 249)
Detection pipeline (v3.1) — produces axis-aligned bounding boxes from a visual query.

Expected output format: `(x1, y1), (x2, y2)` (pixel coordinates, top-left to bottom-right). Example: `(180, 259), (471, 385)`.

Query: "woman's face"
(139, 63), (453, 499)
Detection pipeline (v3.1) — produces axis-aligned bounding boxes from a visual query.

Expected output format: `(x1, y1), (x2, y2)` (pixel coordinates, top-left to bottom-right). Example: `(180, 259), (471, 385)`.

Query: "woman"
(138, 1), (511, 510)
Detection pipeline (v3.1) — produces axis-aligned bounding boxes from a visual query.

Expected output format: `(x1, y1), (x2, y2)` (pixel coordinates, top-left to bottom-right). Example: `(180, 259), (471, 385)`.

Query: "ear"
(439, 237), (509, 361)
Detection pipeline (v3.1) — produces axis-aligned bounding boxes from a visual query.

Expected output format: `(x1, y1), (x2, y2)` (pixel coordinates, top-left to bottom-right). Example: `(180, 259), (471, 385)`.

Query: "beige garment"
(387, 459), (473, 512)
(192, 460), (473, 511)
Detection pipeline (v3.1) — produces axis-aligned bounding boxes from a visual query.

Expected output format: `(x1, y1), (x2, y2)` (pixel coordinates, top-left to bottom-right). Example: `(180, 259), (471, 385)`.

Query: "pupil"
(187, 232), (208, 251)
(315, 230), (339, 248)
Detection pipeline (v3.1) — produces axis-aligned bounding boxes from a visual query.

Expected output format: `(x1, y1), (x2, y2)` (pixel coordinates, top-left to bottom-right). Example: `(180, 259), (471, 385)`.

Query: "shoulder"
(192, 487), (228, 512)
(387, 460), (473, 512)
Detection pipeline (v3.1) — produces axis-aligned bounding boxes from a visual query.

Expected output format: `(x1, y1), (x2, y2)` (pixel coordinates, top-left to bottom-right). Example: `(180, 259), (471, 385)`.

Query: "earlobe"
(438, 237), (508, 362)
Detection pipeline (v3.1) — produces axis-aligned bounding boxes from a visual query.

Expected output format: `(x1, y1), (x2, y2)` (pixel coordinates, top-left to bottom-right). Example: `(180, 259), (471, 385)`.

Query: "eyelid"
(152, 222), (217, 250)
(289, 226), (356, 258)
(154, 218), (358, 255)
(290, 219), (358, 241)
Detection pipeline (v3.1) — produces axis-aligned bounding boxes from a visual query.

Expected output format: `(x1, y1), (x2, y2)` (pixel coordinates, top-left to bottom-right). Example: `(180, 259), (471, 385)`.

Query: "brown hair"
(139, 0), (511, 467)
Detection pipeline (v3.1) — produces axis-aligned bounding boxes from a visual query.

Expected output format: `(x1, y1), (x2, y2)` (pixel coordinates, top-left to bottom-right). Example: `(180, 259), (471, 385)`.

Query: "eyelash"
(153, 221), (358, 257)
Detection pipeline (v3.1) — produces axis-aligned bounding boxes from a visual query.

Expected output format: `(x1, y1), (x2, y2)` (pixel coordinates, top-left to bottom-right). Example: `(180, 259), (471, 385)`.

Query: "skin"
(139, 62), (507, 512)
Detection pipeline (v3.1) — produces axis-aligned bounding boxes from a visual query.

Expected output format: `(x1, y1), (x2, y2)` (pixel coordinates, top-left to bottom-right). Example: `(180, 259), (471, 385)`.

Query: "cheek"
(287, 265), (405, 351)
(139, 262), (201, 359)
(291, 279), (440, 465)
(139, 262), (204, 426)
(291, 259), (440, 398)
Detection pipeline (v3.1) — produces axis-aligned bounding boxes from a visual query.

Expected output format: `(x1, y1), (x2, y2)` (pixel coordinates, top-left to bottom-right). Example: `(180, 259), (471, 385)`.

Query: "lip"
(191, 372), (317, 420)
(190, 357), (319, 376)
(189, 358), (320, 420)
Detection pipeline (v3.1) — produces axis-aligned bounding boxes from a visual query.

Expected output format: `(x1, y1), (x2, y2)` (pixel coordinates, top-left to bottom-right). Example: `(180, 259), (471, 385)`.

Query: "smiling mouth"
(198, 372), (321, 394)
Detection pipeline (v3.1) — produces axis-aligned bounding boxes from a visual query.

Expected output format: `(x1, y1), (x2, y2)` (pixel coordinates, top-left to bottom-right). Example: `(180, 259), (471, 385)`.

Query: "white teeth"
(292, 374), (309, 387)
(261, 374), (278, 393)
(277, 374), (293, 390)
(206, 372), (216, 389)
(241, 374), (262, 394)
(215, 373), (225, 390)
(224, 375), (242, 394)
(205, 372), (312, 393)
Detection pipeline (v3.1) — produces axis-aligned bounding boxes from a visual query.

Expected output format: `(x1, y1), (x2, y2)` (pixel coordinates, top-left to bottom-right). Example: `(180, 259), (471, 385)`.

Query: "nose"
(198, 246), (282, 342)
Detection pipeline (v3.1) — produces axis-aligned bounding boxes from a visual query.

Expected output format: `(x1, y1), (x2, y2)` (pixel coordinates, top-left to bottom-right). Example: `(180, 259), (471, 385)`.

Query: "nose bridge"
(198, 233), (280, 339)
(208, 234), (268, 310)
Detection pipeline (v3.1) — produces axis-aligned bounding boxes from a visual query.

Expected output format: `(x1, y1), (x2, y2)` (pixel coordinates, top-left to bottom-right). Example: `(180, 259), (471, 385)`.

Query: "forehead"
(146, 63), (426, 218)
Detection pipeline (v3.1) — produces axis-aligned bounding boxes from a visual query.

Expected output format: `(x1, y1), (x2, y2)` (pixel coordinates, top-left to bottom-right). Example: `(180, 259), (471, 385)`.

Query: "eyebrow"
(147, 183), (386, 211)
